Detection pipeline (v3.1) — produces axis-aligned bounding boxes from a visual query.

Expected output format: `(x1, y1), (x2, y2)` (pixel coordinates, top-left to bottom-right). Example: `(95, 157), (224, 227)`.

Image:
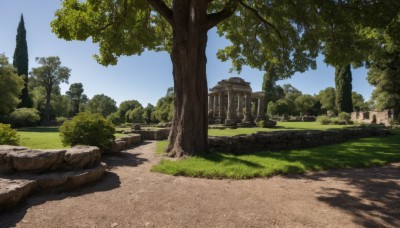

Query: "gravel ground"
(1, 141), (399, 228)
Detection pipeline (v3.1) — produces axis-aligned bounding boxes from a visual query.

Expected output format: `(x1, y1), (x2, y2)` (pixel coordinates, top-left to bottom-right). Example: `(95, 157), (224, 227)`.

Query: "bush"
(331, 117), (346, 125)
(256, 120), (277, 128)
(338, 112), (351, 124)
(56, 116), (68, 125)
(0, 123), (19, 145)
(317, 115), (331, 125)
(9, 108), (40, 128)
(59, 112), (115, 151)
(106, 112), (121, 125)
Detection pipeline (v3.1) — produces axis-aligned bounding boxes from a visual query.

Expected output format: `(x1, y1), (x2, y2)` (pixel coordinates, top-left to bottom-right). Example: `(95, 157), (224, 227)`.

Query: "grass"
(17, 127), (126, 149)
(151, 131), (400, 179)
(209, 122), (352, 136)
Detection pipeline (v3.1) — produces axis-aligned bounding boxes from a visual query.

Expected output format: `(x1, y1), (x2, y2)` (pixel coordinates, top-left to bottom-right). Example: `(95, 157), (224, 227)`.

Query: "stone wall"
(208, 128), (391, 154)
(132, 129), (170, 140)
(351, 109), (393, 126)
(109, 134), (142, 153)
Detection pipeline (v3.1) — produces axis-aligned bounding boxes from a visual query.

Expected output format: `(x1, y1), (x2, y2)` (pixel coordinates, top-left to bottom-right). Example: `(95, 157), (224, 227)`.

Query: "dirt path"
(1, 141), (399, 228)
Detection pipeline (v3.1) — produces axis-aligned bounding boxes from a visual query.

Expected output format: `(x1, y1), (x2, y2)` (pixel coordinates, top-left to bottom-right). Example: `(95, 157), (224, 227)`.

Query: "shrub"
(256, 120), (277, 128)
(0, 123), (19, 145)
(59, 112), (115, 151)
(338, 112), (351, 124)
(9, 108), (40, 128)
(106, 112), (121, 125)
(331, 117), (346, 125)
(56, 116), (68, 125)
(317, 115), (331, 125)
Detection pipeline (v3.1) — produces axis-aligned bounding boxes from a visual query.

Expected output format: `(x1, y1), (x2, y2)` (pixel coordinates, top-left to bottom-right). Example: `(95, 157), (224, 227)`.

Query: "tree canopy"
(51, 0), (400, 157)
(0, 54), (24, 115)
(86, 94), (118, 117)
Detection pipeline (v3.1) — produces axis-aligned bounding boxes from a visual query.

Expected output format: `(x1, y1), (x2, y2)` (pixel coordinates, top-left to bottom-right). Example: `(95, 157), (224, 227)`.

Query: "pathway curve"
(1, 141), (399, 227)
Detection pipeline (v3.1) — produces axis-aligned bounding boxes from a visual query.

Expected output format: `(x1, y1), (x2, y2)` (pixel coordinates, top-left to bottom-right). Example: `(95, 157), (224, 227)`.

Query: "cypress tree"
(335, 64), (353, 113)
(13, 14), (31, 108)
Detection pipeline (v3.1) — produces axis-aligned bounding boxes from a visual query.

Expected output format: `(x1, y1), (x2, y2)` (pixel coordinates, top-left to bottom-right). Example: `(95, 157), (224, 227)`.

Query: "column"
(208, 94), (214, 120)
(213, 94), (217, 117)
(218, 92), (222, 117)
(242, 92), (252, 124)
(255, 97), (266, 122)
(237, 93), (243, 119)
(225, 90), (235, 125)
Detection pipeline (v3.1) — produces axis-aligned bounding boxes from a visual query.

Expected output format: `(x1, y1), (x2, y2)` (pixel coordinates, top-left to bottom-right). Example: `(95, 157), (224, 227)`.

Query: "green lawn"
(18, 127), (125, 149)
(209, 122), (352, 136)
(152, 131), (400, 179)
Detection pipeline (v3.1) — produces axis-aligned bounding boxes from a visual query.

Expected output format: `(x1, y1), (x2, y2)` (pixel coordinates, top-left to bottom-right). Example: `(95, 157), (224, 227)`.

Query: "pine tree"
(335, 65), (353, 113)
(13, 14), (31, 108)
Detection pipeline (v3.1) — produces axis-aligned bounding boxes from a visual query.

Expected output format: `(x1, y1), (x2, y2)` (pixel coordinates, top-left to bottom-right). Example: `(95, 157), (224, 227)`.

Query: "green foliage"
(13, 14), (31, 108)
(317, 115), (331, 125)
(118, 100), (143, 123)
(295, 95), (317, 116)
(317, 87), (337, 114)
(55, 116), (68, 125)
(143, 103), (156, 124)
(338, 112), (351, 124)
(59, 112), (115, 151)
(0, 54), (24, 115)
(126, 107), (144, 123)
(267, 99), (292, 117)
(154, 87), (174, 122)
(0, 123), (19, 145)
(106, 112), (122, 125)
(86, 94), (118, 118)
(152, 132), (400, 179)
(256, 120), (277, 128)
(352, 92), (367, 112)
(9, 108), (40, 128)
(335, 65), (353, 113)
(66, 83), (86, 116)
(30, 56), (70, 122)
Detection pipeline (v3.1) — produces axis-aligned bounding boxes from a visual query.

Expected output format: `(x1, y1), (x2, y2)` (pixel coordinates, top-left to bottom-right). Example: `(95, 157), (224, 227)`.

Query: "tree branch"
(239, 0), (283, 41)
(147, 0), (173, 25)
(207, 0), (239, 30)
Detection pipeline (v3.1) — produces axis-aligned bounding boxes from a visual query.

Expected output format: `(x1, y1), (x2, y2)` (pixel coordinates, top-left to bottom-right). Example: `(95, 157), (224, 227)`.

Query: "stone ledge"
(209, 128), (392, 154)
(132, 129), (169, 140)
(0, 162), (106, 210)
(109, 134), (142, 153)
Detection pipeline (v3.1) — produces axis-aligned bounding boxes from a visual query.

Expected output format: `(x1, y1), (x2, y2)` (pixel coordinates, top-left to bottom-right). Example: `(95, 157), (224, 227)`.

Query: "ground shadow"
(287, 165), (400, 227)
(0, 171), (121, 227)
(102, 142), (151, 168)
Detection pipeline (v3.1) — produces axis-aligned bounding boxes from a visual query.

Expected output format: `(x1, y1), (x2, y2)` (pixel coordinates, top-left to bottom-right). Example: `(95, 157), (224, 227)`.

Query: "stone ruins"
(351, 109), (394, 126)
(208, 77), (265, 126)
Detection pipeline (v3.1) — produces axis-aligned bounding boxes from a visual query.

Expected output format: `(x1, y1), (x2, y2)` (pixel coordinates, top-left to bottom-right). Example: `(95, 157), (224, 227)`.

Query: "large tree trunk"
(165, 1), (209, 157)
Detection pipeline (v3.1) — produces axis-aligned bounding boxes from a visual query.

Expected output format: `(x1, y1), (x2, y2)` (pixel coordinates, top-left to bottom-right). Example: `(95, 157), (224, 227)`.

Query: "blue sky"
(0, 0), (374, 106)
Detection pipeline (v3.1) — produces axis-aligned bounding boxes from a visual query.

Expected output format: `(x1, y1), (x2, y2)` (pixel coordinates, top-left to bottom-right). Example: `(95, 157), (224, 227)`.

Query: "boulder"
(110, 140), (127, 153)
(6, 149), (66, 173)
(64, 146), (101, 169)
(0, 178), (37, 210)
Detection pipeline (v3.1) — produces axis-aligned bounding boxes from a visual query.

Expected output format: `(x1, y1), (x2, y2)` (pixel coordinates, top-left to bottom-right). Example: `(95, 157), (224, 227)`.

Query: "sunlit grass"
(152, 131), (400, 179)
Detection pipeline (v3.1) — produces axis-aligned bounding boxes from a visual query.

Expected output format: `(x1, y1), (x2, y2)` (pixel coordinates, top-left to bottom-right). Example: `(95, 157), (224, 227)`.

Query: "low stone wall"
(208, 128), (392, 154)
(109, 134), (142, 153)
(0, 145), (101, 174)
(132, 129), (170, 140)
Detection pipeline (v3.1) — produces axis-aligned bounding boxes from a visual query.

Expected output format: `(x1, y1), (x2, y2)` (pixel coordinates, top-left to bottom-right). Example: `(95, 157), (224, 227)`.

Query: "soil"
(1, 141), (399, 228)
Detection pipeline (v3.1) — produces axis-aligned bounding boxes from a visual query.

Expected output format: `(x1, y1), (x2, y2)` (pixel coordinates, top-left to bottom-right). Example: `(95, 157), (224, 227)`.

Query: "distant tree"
(30, 56), (70, 123)
(283, 84), (302, 103)
(335, 65), (353, 113)
(0, 54), (24, 115)
(267, 99), (292, 118)
(143, 103), (156, 124)
(86, 94), (117, 117)
(126, 107), (144, 123)
(317, 87), (337, 114)
(66, 83), (86, 116)
(118, 100), (143, 123)
(154, 88), (174, 123)
(52, 94), (71, 118)
(262, 68), (285, 114)
(13, 14), (32, 108)
(79, 94), (89, 112)
(352, 92), (367, 112)
(295, 95), (317, 116)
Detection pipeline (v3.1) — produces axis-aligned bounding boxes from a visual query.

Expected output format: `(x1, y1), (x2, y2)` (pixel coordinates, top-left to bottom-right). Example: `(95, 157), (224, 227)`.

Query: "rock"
(6, 149), (66, 173)
(61, 162), (106, 191)
(0, 178), (37, 210)
(129, 134), (142, 145)
(110, 140), (127, 153)
(132, 124), (141, 130)
(120, 136), (133, 147)
(64, 146), (101, 169)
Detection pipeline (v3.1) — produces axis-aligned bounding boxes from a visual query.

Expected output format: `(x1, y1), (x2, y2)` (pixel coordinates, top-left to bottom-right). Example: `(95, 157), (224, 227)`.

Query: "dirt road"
(1, 141), (399, 227)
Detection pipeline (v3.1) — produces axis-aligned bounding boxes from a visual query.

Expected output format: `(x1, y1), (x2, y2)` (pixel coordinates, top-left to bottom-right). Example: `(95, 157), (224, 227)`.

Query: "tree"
(352, 92), (367, 112)
(0, 54), (24, 115)
(13, 14), (32, 108)
(267, 99), (292, 118)
(86, 94), (117, 117)
(335, 65), (353, 113)
(126, 107), (144, 123)
(118, 100), (143, 123)
(295, 95), (317, 116)
(262, 68), (285, 114)
(30, 56), (70, 123)
(51, 0), (399, 157)
(317, 87), (337, 114)
(66, 83), (86, 116)
(143, 103), (156, 124)
(154, 88), (174, 123)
